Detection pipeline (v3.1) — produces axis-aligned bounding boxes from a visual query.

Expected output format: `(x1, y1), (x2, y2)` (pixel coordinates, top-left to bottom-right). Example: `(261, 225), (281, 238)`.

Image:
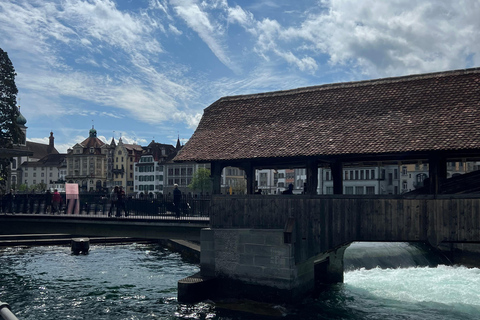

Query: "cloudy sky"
(1, 0), (479, 153)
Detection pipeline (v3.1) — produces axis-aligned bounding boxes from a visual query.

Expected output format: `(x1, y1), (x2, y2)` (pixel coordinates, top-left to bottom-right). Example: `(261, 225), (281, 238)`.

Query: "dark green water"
(1, 243), (480, 319)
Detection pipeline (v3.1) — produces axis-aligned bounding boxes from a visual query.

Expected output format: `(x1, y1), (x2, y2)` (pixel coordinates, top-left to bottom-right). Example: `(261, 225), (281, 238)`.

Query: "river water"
(1, 242), (479, 319)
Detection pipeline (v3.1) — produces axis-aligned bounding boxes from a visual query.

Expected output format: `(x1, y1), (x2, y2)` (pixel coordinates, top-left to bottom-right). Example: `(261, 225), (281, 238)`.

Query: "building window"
(355, 186), (364, 194)
(326, 187), (334, 194)
(366, 186), (375, 195)
(345, 186), (354, 194)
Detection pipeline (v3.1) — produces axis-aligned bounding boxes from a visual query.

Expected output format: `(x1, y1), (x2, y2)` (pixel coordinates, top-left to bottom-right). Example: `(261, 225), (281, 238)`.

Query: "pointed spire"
(176, 135), (181, 150)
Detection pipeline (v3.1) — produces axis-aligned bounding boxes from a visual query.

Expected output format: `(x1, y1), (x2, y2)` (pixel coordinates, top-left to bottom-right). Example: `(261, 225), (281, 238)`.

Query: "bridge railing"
(0, 193), (210, 220)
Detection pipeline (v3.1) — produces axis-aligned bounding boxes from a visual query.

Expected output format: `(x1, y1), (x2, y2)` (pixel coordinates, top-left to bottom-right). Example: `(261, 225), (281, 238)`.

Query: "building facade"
(65, 127), (112, 192)
(134, 141), (176, 196)
(112, 138), (143, 194)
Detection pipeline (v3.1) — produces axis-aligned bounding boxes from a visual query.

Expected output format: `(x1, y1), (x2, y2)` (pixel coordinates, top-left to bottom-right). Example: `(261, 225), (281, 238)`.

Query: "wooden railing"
(210, 194), (480, 262)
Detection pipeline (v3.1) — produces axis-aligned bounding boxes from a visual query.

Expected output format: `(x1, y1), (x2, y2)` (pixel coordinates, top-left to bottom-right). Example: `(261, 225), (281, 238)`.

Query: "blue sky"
(1, 0), (480, 153)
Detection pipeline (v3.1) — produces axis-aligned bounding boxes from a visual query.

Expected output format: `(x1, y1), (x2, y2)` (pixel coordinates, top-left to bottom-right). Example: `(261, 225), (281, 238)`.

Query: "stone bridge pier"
(179, 227), (349, 303)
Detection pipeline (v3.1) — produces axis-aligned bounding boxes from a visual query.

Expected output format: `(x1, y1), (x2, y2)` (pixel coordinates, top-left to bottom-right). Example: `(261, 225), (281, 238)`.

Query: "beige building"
(112, 138), (143, 194)
(65, 127), (112, 192)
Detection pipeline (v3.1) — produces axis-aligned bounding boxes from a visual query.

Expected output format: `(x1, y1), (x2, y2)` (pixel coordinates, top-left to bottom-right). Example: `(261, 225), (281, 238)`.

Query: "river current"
(1, 242), (479, 319)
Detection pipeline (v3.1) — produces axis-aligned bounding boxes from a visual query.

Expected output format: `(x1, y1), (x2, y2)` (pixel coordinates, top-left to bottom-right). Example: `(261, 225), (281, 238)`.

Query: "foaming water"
(343, 265), (480, 319)
(1, 243), (479, 319)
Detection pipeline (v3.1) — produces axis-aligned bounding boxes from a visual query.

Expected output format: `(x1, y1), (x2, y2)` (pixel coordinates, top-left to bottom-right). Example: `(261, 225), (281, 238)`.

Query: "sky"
(1, 0), (480, 153)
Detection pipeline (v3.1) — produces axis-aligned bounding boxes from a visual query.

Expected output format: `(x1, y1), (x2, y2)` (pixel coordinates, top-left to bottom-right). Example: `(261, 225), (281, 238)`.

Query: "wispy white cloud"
(3, 0), (480, 153)
(170, 0), (240, 73)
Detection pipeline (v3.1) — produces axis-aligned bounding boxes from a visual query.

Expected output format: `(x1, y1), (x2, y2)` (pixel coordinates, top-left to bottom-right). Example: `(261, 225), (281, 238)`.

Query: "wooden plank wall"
(210, 195), (480, 263)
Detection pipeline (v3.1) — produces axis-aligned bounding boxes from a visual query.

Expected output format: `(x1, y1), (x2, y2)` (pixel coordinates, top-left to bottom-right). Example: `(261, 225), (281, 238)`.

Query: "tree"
(0, 48), (21, 188)
(188, 168), (212, 195)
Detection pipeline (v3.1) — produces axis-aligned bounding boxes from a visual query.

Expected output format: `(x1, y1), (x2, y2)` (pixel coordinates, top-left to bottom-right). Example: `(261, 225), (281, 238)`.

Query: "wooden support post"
(306, 159), (318, 195)
(428, 154), (447, 195)
(331, 161), (343, 195)
(242, 162), (256, 195)
(210, 162), (223, 195)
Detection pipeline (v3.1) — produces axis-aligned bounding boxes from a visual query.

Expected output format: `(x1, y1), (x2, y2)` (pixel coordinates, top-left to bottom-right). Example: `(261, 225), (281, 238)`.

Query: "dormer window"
(90, 148), (94, 154)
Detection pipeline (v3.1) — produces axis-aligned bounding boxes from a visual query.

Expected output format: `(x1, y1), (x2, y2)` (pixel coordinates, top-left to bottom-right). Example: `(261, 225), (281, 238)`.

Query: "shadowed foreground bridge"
(2, 194), (480, 302)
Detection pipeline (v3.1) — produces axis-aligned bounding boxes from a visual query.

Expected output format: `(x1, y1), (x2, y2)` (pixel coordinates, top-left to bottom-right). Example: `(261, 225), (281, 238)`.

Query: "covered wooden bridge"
(175, 67), (480, 195)
(175, 68), (480, 303)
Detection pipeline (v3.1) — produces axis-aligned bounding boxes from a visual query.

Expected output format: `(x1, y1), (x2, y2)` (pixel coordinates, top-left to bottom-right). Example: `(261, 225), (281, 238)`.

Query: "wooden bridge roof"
(175, 67), (480, 164)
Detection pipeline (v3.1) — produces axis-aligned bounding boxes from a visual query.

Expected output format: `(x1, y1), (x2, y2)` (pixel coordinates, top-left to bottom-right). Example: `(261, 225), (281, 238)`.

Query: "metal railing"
(0, 302), (19, 320)
(0, 193), (211, 221)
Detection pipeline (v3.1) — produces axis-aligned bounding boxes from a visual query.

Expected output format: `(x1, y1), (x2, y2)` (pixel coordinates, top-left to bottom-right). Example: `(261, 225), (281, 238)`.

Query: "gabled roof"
(143, 141), (177, 162)
(80, 136), (105, 149)
(26, 141), (59, 160)
(175, 67), (480, 163)
(20, 154), (66, 168)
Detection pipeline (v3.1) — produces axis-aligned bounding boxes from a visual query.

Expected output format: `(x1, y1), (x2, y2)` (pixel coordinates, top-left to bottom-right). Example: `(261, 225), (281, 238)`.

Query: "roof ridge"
(215, 67), (480, 103)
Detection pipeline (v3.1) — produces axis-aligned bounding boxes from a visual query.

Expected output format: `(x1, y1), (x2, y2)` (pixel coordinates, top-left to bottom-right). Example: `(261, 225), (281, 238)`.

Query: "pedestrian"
(282, 184), (294, 194)
(108, 186), (118, 217)
(5, 189), (14, 214)
(52, 189), (62, 214)
(44, 189), (52, 214)
(116, 186), (126, 217)
(173, 184), (182, 218)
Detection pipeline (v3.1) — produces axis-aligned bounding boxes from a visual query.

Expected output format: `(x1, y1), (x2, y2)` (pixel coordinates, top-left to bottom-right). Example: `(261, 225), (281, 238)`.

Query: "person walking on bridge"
(52, 189), (62, 214)
(116, 186), (127, 217)
(44, 189), (52, 214)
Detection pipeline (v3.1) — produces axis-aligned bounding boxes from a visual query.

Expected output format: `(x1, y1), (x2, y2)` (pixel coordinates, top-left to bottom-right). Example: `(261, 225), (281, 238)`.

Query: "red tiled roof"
(175, 68), (480, 162)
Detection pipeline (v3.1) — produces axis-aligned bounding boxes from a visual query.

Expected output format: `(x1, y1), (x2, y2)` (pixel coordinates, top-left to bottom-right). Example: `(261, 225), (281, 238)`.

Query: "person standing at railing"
(4, 190), (14, 214)
(116, 186), (127, 217)
(44, 189), (52, 214)
(108, 186), (118, 217)
(173, 184), (182, 218)
(52, 189), (62, 214)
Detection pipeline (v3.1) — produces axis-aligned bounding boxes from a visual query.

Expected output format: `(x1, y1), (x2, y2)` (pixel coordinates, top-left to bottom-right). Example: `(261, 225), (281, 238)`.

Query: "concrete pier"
(178, 227), (346, 303)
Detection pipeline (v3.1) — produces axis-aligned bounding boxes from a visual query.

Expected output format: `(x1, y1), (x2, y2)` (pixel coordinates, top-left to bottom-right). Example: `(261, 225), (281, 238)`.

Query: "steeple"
(47, 131), (55, 153)
(16, 106), (27, 126)
(89, 125), (97, 138)
(176, 135), (181, 150)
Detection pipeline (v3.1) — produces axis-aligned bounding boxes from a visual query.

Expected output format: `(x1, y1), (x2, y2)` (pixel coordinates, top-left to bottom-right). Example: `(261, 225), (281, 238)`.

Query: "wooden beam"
(331, 161), (343, 195)
(428, 154), (447, 194)
(240, 162), (256, 194)
(210, 162), (223, 195)
(306, 159), (318, 195)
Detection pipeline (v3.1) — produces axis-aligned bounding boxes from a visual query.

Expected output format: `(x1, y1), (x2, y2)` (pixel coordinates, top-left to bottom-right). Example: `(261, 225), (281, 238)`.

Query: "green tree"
(188, 168), (212, 195)
(17, 183), (28, 192)
(0, 48), (21, 188)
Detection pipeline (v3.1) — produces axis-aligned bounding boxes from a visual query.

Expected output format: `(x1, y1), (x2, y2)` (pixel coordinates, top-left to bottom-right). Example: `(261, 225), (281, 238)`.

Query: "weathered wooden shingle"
(175, 68), (480, 162)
